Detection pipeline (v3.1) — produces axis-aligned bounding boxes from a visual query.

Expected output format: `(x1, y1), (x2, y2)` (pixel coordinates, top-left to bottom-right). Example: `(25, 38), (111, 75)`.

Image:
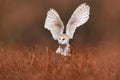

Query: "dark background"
(0, 0), (120, 48)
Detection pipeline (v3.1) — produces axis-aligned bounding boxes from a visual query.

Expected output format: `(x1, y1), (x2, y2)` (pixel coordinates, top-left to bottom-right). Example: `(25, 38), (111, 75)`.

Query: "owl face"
(57, 34), (70, 44)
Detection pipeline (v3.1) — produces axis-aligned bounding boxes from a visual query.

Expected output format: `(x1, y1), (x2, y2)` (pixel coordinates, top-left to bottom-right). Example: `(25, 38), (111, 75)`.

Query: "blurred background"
(0, 0), (120, 48)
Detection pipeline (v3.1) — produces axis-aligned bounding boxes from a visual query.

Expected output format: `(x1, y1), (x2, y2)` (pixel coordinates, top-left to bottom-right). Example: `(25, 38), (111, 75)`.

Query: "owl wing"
(66, 3), (90, 39)
(44, 8), (64, 40)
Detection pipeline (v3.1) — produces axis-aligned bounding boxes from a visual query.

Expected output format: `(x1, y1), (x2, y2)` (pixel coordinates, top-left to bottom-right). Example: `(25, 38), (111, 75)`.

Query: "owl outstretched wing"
(66, 3), (90, 39)
(44, 8), (64, 40)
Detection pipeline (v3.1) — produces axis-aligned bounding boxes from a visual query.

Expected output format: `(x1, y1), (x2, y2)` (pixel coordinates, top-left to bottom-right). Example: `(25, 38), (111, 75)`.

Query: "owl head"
(57, 34), (70, 44)
(44, 3), (90, 43)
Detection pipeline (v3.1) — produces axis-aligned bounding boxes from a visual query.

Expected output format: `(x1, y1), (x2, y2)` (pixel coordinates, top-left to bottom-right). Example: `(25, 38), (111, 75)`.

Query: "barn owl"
(44, 3), (90, 56)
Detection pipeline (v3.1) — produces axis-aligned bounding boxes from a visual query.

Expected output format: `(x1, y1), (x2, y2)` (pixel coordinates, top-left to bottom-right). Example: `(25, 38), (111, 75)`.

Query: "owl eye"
(62, 38), (65, 40)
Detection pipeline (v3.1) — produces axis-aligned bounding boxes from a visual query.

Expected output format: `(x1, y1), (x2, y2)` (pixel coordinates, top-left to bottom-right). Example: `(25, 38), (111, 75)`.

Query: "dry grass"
(0, 43), (120, 80)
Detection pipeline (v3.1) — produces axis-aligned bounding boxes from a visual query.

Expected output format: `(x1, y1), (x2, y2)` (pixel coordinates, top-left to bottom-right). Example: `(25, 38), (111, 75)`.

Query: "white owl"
(44, 3), (90, 56)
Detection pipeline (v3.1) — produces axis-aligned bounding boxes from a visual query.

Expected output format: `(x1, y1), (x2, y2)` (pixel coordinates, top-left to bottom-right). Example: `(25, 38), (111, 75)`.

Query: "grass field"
(0, 42), (120, 80)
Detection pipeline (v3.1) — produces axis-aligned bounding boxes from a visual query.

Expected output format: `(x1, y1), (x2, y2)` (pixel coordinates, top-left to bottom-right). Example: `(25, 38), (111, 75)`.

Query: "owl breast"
(59, 44), (67, 49)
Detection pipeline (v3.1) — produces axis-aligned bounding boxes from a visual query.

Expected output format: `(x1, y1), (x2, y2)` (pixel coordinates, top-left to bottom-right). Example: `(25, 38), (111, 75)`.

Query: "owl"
(44, 3), (90, 56)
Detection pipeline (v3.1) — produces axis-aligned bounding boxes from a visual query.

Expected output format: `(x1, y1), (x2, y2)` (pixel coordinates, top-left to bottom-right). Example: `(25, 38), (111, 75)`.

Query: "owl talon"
(62, 53), (71, 56)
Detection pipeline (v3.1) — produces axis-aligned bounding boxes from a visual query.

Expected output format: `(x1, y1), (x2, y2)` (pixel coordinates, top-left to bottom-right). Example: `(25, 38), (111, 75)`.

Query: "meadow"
(0, 42), (119, 80)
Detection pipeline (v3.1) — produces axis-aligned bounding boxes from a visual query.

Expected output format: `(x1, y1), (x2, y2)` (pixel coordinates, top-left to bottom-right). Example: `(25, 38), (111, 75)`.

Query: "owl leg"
(62, 45), (71, 56)
(56, 46), (63, 54)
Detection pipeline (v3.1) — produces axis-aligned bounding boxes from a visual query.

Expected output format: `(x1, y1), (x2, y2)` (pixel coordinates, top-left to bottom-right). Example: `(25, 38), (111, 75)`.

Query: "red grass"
(0, 43), (120, 80)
